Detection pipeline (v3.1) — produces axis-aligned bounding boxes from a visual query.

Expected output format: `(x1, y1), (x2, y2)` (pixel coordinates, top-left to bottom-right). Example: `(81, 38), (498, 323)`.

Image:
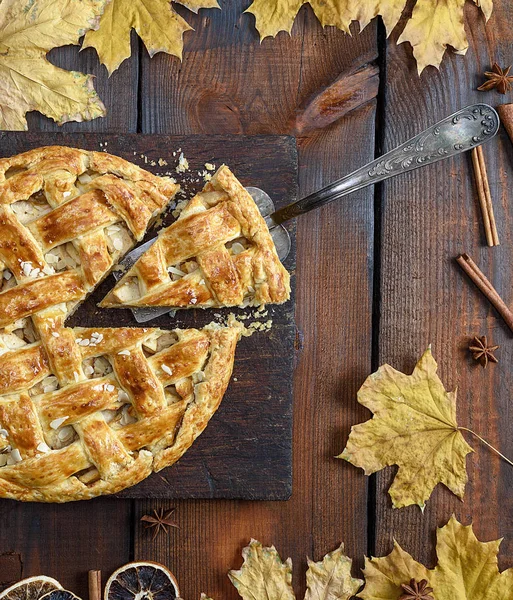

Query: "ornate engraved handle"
(272, 104), (500, 224)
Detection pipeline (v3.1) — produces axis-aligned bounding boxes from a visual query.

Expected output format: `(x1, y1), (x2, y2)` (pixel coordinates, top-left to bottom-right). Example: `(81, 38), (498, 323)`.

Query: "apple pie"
(0, 146), (240, 501)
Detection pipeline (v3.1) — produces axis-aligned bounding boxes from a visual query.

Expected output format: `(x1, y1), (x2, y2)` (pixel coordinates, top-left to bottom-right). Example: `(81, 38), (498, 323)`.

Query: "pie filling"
(0, 329), (205, 468)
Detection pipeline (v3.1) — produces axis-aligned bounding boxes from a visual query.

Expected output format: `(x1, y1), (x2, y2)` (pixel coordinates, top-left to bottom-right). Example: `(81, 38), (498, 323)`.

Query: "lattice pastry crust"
(0, 323), (239, 502)
(0, 145), (179, 309)
(0, 145), (239, 501)
(101, 165), (291, 309)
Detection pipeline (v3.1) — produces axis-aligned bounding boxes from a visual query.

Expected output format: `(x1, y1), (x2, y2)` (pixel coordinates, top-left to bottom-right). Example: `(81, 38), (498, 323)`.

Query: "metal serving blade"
(114, 187), (286, 323)
(112, 237), (169, 323)
(245, 186), (292, 261)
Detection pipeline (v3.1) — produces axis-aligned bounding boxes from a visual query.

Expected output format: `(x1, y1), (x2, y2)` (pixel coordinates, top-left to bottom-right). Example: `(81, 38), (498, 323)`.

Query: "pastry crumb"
(172, 199), (188, 218)
(153, 214), (164, 228)
(176, 152), (189, 173)
(198, 169), (212, 182)
(221, 313), (273, 337)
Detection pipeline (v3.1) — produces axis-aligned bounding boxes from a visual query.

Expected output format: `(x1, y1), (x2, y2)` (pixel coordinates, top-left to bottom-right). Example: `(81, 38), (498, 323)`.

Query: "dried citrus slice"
(105, 562), (179, 600)
(40, 592), (81, 600)
(0, 577), (62, 600)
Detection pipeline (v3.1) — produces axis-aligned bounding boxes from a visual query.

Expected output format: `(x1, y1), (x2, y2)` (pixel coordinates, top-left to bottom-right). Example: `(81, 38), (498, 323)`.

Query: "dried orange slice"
(40, 592), (80, 600)
(105, 562), (179, 600)
(0, 577), (62, 600)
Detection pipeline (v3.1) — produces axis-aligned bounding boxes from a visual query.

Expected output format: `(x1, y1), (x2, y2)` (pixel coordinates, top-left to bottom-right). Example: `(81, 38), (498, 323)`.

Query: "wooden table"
(1, 1), (512, 596)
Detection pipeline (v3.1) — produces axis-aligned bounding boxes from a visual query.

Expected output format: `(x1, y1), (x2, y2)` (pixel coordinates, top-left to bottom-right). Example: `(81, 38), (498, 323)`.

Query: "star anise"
(399, 579), (434, 600)
(478, 63), (513, 94)
(141, 507), (179, 541)
(469, 335), (499, 368)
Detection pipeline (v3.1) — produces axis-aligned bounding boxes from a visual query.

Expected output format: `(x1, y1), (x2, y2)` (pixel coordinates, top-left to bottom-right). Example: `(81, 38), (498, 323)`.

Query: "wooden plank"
(26, 35), (139, 132)
(376, 0), (513, 568)
(0, 131), (296, 501)
(299, 101), (376, 577)
(136, 3), (377, 598)
(138, 4), (378, 135)
(0, 499), (131, 596)
(0, 553), (22, 589)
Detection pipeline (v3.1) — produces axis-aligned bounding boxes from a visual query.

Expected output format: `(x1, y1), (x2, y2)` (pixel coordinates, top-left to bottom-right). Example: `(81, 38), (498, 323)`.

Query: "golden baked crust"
(0, 146), (240, 501)
(0, 145), (179, 299)
(0, 324), (239, 502)
(100, 165), (291, 310)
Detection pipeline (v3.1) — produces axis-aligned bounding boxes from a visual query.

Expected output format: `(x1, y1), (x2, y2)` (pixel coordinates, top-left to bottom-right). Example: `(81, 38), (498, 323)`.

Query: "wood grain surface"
(2, 0), (511, 598)
(376, 0), (513, 572)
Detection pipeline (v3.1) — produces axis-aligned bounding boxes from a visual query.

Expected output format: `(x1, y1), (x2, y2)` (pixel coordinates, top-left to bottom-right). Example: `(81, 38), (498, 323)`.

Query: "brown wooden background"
(1, 0), (513, 597)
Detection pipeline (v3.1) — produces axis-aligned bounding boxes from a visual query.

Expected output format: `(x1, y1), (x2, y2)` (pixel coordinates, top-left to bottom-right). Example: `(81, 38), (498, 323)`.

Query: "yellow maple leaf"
(83, 0), (220, 76)
(358, 516), (513, 599)
(0, 0), (107, 130)
(228, 539), (295, 600)
(227, 539), (363, 600)
(305, 544), (364, 600)
(338, 347), (474, 509)
(398, 0), (493, 74)
(245, 0), (493, 73)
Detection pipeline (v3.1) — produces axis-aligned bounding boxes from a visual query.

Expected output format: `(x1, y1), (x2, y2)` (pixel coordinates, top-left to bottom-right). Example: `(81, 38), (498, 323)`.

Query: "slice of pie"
(100, 165), (291, 310)
(0, 146), (240, 501)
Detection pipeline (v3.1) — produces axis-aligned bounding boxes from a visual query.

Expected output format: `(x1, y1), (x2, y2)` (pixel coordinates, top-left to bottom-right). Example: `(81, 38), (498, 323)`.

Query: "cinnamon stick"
(456, 253), (513, 332)
(88, 570), (102, 600)
(471, 146), (499, 246)
(498, 103), (513, 143)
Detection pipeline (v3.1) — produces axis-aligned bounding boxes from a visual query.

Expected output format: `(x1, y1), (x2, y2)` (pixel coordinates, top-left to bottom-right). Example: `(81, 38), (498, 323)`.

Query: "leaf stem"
(459, 427), (513, 468)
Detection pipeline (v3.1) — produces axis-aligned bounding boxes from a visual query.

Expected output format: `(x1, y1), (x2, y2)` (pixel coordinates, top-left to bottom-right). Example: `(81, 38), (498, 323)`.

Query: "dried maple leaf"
(305, 544), (363, 600)
(245, 0), (493, 74)
(397, 0), (493, 74)
(338, 347), (474, 509)
(358, 516), (513, 599)
(83, 0), (220, 75)
(0, 0), (107, 130)
(228, 539), (295, 600)
(227, 540), (362, 600)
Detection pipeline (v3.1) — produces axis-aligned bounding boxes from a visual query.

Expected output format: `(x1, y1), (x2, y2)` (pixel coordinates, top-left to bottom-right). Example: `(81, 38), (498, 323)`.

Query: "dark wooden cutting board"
(0, 132), (297, 500)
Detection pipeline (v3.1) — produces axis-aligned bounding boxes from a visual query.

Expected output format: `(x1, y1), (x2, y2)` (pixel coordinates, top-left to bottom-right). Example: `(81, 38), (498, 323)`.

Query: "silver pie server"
(116, 103), (500, 323)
